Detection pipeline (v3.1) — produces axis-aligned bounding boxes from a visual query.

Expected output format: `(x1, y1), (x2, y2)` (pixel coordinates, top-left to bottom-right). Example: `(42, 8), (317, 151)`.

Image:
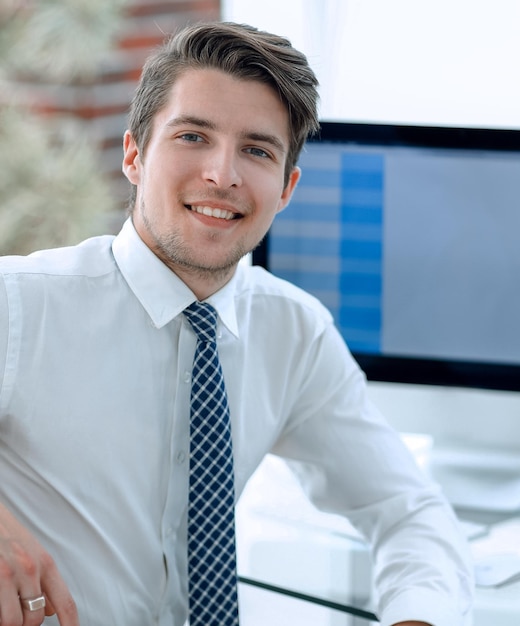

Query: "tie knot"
(184, 301), (219, 342)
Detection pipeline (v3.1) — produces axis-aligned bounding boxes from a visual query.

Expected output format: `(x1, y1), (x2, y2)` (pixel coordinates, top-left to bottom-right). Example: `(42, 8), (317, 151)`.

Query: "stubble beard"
(139, 201), (253, 284)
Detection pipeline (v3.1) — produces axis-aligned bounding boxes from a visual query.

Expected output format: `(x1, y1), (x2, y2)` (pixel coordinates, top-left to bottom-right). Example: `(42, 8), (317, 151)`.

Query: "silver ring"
(21, 595), (46, 611)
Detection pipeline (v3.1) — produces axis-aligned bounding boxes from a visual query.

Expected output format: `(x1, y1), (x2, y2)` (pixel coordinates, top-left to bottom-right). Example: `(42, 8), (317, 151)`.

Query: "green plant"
(0, 0), (128, 255)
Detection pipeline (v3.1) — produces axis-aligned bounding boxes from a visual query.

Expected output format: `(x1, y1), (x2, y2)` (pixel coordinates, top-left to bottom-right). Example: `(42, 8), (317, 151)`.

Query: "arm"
(0, 277), (79, 624)
(0, 274), (7, 395)
(0, 502), (79, 625)
(273, 322), (473, 626)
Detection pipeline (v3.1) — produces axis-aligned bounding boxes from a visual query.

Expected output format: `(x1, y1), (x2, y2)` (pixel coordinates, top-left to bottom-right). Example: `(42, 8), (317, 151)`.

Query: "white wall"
(222, 0), (520, 453)
(222, 0), (520, 128)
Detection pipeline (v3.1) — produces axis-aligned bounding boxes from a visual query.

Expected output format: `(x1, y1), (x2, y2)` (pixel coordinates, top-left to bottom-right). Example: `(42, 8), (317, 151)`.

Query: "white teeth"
(191, 205), (235, 220)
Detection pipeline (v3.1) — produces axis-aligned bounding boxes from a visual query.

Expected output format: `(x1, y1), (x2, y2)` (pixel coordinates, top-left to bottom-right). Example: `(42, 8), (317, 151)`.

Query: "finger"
(19, 585), (47, 624)
(21, 593), (47, 626)
(40, 557), (79, 626)
(44, 592), (57, 617)
(14, 544), (47, 625)
(0, 545), (44, 625)
(0, 577), (23, 626)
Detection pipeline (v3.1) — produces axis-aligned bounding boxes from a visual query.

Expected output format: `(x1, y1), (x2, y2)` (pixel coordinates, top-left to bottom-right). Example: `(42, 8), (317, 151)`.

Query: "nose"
(202, 145), (242, 188)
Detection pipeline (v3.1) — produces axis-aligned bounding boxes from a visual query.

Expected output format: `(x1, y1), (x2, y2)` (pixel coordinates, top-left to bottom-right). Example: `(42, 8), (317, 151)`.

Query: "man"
(0, 22), (472, 626)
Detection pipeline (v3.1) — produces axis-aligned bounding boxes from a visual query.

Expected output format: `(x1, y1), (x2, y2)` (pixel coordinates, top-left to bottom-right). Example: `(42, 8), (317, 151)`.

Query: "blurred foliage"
(0, 108), (116, 255)
(0, 0), (128, 255)
(1, 0), (128, 82)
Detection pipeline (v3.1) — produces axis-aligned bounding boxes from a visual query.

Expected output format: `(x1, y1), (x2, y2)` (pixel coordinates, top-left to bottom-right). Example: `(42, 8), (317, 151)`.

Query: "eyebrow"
(243, 131), (286, 155)
(166, 115), (216, 131)
(165, 115), (287, 155)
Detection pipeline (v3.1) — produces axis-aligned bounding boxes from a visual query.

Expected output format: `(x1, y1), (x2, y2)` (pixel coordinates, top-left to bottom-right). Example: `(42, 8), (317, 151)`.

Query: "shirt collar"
(112, 218), (239, 337)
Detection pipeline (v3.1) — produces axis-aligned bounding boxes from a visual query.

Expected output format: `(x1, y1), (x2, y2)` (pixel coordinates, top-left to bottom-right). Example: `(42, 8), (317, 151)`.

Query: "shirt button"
(165, 526), (174, 537)
(183, 371), (191, 383)
(217, 330), (223, 339)
(176, 451), (186, 464)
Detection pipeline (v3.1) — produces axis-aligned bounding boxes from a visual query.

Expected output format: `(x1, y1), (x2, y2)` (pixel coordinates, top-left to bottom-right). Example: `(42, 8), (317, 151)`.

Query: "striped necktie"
(183, 301), (239, 626)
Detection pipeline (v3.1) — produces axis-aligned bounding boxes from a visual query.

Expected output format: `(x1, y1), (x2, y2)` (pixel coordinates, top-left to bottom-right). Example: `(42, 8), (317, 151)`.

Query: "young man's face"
(123, 67), (300, 295)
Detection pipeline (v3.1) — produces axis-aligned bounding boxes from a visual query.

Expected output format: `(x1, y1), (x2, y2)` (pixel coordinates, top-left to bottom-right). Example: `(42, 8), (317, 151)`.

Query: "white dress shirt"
(0, 219), (473, 626)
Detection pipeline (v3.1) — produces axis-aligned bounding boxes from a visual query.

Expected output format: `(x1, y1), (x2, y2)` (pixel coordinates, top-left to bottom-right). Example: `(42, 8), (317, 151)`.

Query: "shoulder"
(235, 264), (334, 333)
(0, 234), (117, 279)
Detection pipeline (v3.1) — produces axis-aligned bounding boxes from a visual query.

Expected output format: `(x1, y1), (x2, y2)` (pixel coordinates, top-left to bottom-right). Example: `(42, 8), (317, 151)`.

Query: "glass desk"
(237, 529), (377, 625)
(236, 455), (520, 626)
(238, 575), (377, 623)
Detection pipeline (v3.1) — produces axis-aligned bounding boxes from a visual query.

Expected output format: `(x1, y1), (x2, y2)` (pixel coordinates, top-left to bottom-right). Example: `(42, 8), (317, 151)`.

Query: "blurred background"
(0, 0), (220, 255)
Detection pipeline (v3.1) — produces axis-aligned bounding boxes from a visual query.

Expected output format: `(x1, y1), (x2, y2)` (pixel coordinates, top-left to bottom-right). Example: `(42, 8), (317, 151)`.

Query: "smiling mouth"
(186, 205), (241, 220)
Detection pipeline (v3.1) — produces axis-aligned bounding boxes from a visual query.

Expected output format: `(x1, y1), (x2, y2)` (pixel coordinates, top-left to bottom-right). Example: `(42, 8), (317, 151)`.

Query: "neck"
(170, 263), (237, 301)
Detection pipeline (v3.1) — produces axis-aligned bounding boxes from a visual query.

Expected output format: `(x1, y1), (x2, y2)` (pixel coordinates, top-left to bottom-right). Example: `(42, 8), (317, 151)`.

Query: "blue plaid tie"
(184, 302), (240, 626)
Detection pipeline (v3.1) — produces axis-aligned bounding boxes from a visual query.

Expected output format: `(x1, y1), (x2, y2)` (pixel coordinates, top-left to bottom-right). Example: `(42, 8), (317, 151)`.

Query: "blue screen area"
(268, 132), (520, 368)
(270, 145), (384, 353)
(339, 153), (384, 353)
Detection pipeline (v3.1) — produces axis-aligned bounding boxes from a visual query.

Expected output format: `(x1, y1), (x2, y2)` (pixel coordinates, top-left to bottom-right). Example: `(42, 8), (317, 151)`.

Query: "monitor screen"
(255, 122), (520, 391)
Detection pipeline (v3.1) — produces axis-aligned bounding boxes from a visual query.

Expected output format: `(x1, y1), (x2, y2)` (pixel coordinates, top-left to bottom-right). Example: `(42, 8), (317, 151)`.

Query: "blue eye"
(247, 147), (270, 158)
(180, 133), (203, 142)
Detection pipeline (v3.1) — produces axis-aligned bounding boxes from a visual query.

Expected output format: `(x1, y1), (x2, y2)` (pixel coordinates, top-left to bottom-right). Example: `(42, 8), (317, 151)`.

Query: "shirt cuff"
(379, 587), (469, 626)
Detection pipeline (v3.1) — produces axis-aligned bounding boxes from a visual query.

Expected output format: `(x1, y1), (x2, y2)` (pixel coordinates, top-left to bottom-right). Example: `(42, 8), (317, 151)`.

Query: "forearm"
(368, 488), (473, 626)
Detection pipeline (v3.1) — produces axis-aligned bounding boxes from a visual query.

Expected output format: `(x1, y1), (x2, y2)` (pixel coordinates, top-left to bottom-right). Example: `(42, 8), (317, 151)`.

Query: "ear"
(122, 130), (142, 185)
(276, 166), (301, 214)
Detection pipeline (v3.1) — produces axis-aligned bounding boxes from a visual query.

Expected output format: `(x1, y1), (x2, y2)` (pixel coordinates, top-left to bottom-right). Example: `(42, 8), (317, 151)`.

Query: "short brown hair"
(127, 21), (319, 189)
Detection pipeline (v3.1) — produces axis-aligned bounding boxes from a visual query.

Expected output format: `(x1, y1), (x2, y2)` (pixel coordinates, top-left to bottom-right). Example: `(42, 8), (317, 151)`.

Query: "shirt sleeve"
(271, 320), (474, 626)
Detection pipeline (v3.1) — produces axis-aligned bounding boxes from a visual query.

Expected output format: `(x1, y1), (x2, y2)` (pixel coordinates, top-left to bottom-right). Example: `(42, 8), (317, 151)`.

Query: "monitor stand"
(430, 446), (520, 514)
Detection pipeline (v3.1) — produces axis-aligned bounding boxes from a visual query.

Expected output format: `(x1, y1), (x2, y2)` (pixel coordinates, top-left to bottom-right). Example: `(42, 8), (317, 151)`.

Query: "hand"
(0, 502), (79, 625)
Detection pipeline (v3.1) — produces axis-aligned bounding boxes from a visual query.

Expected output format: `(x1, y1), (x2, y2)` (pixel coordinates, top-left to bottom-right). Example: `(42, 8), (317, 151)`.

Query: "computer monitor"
(255, 122), (520, 392)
